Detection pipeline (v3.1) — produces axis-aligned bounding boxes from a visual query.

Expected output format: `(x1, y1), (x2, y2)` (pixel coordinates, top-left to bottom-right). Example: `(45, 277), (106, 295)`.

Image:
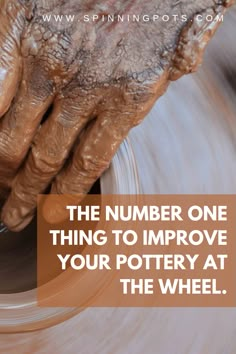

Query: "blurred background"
(0, 5), (236, 354)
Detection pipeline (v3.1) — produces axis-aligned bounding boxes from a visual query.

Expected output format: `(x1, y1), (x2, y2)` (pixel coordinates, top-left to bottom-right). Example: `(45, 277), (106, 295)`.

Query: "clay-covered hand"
(0, 0), (233, 231)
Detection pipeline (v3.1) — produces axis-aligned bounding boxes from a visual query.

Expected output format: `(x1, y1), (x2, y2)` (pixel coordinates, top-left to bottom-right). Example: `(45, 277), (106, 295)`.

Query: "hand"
(0, 0), (233, 231)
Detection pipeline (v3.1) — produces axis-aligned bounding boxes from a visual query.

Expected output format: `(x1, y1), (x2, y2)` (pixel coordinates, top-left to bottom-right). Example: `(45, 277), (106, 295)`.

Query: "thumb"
(0, 0), (30, 117)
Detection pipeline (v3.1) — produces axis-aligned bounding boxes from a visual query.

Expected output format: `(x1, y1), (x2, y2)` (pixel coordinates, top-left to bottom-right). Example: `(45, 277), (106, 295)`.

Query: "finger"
(169, 7), (227, 81)
(0, 1), (26, 117)
(0, 71), (54, 191)
(1, 98), (96, 231)
(43, 108), (144, 224)
(0, 38), (22, 118)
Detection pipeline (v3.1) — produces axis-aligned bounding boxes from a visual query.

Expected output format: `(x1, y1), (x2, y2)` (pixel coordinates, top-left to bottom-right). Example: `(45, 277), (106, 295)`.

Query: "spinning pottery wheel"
(0, 8), (236, 354)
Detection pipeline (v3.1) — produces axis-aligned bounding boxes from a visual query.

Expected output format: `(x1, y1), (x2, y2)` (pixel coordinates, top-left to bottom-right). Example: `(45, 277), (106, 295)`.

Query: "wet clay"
(0, 0), (234, 230)
(0, 6), (235, 335)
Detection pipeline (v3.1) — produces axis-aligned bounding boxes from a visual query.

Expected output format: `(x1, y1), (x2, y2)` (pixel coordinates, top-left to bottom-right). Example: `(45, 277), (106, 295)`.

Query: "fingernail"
(42, 198), (68, 224)
(1, 206), (20, 227)
(1, 208), (34, 232)
(2, 197), (35, 231)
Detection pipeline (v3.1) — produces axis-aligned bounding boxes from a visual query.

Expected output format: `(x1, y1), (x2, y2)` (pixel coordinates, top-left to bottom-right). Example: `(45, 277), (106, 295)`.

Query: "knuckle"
(78, 152), (109, 174)
(0, 134), (23, 169)
(21, 18), (77, 89)
(120, 82), (160, 125)
(53, 178), (70, 194)
(127, 75), (160, 101)
(30, 145), (63, 175)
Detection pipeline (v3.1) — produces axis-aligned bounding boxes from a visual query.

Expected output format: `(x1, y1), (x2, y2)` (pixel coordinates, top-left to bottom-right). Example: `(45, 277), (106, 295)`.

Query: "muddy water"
(0, 8), (236, 354)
